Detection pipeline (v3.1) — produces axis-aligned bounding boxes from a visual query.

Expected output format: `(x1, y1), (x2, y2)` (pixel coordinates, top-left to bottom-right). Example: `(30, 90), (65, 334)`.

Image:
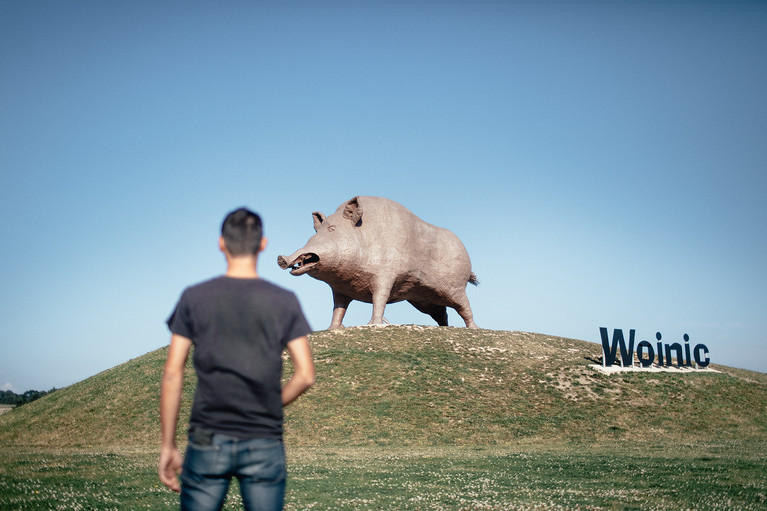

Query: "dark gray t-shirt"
(167, 276), (311, 439)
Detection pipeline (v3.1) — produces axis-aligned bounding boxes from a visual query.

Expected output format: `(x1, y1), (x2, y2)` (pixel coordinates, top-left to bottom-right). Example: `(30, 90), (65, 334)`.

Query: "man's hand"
(158, 446), (183, 493)
(282, 335), (315, 406)
(159, 334), (191, 493)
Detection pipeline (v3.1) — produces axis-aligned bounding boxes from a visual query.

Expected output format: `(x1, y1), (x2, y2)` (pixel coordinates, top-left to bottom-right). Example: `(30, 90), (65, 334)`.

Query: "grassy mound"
(1, 326), (765, 449)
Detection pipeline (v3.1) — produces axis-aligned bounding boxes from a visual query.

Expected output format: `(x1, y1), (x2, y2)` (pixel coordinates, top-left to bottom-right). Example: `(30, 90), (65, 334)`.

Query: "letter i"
(656, 332), (664, 366)
(684, 334), (692, 367)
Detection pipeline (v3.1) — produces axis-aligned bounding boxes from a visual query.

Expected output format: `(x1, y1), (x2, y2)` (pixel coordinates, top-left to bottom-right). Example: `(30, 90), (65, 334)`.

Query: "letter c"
(694, 344), (710, 368)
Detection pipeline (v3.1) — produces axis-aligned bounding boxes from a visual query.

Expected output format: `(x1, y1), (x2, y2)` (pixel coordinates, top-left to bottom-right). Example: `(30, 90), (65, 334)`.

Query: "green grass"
(1, 326), (766, 509)
(1, 443), (765, 510)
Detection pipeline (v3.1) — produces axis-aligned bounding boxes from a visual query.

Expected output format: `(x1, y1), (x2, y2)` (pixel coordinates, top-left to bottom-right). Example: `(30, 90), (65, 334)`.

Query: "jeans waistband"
(189, 427), (281, 446)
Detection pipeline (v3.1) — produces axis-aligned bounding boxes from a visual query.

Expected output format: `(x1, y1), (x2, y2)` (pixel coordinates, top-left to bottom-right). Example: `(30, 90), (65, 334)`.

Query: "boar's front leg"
(368, 279), (394, 326)
(330, 290), (352, 330)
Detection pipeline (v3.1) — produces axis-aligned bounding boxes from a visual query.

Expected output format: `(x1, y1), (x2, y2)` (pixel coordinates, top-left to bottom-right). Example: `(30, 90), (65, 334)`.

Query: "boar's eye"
(327, 225), (336, 232)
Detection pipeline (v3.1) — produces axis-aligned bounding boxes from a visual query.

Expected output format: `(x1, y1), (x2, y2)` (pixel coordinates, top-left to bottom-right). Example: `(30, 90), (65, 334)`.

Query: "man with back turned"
(159, 207), (315, 510)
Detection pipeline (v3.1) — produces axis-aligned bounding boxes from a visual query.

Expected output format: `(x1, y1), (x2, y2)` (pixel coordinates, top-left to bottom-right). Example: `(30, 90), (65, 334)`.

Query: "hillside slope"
(1, 326), (765, 448)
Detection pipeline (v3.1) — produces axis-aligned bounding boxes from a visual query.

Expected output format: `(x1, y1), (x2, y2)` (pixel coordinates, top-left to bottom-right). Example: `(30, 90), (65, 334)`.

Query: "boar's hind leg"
(408, 300), (449, 327)
(451, 292), (478, 329)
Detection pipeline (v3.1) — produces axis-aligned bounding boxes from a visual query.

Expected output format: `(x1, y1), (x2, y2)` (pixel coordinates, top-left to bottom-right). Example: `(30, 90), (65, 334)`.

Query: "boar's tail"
(468, 273), (479, 286)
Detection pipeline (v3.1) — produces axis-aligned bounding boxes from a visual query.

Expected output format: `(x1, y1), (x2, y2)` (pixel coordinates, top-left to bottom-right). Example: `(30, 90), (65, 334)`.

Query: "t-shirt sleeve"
(166, 289), (194, 340)
(283, 293), (312, 347)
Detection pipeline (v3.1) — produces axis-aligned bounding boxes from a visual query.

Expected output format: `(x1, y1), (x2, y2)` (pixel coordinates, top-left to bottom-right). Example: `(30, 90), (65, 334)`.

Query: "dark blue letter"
(665, 343), (684, 368)
(600, 328), (635, 367)
(637, 341), (655, 367)
(694, 344), (710, 368)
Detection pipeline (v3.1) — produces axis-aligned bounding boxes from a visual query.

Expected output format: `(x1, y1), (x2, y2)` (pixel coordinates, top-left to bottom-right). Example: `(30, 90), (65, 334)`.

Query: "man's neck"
(224, 256), (259, 279)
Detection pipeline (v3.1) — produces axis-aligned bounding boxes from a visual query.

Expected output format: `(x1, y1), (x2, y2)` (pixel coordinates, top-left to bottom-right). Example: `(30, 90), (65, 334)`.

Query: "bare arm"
(158, 334), (192, 493)
(282, 335), (315, 406)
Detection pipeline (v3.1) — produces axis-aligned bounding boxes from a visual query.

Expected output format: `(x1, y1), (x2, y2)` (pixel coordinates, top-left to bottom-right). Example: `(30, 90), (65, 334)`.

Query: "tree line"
(0, 388), (57, 407)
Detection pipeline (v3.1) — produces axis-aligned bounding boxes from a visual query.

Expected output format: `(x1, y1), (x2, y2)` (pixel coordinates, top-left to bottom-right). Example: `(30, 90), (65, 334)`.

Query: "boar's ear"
(312, 212), (325, 233)
(343, 196), (363, 226)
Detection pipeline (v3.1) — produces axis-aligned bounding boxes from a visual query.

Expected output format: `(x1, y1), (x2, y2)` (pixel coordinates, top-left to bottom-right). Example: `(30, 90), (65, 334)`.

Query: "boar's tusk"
(282, 253), (320, 274)
(295, 253), (320, 268)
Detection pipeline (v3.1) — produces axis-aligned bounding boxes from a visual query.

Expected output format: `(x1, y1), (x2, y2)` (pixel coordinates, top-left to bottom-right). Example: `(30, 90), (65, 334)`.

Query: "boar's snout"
(277, 253), (320, 276)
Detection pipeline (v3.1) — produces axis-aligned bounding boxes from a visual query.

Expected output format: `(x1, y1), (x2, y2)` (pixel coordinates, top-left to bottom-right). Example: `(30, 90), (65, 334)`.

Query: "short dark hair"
(221, 208), (263, 256)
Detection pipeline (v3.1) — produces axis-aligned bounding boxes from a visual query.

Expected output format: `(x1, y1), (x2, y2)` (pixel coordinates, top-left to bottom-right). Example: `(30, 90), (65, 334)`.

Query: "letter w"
(600, 328), (635, 367)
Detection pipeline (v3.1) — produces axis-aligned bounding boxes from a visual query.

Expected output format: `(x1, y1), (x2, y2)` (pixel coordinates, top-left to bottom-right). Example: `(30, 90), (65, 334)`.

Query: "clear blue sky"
(1, 1), (765, 392)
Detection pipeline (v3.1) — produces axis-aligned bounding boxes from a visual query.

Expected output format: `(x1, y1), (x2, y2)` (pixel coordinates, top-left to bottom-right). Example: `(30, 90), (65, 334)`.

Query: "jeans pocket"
(183, 441), (225, 480)
(239, 439), (286, 483)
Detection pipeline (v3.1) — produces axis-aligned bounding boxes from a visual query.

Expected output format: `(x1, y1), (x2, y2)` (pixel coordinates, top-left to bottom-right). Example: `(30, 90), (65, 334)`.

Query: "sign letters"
(600, 328), (710, 369)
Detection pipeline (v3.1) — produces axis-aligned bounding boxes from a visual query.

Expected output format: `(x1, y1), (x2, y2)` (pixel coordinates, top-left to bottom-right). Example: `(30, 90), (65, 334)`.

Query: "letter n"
(665, 343), (684, 368)
(600, 328), (636, 367)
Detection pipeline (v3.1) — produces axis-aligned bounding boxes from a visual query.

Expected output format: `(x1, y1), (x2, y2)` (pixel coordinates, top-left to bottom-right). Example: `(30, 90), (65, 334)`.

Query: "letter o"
(637, 341), (655, 368)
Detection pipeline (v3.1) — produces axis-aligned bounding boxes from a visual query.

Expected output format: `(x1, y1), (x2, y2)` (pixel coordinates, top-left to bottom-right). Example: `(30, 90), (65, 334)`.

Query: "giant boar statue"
(277, 196), (478, 329)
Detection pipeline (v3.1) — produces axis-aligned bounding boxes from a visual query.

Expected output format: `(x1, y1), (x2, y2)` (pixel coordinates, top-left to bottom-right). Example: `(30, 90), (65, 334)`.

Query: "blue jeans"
(180, 431), (286, 511)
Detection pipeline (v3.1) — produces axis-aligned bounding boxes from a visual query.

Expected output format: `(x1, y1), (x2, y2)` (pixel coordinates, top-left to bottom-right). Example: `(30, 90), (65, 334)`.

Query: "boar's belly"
(387, 275), (453, 304)
(314, 272), (378, 303)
